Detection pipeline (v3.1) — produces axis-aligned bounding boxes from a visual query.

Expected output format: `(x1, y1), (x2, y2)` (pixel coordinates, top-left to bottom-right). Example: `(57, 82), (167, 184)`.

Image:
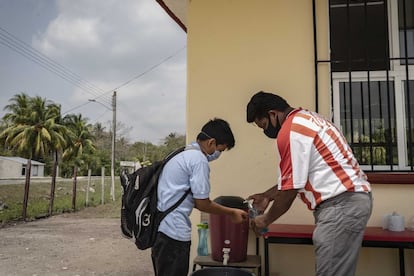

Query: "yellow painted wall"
(185, 0), (414, 275)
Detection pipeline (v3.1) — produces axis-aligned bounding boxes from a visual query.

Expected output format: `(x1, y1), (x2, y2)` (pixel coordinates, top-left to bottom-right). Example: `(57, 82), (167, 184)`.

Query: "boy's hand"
(230, 209), (248, 224)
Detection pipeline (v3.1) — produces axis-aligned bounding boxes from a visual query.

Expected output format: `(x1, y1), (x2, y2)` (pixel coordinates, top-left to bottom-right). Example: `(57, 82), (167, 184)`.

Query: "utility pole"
(87, 97), (115, 201)
(110, 91), (117, 201)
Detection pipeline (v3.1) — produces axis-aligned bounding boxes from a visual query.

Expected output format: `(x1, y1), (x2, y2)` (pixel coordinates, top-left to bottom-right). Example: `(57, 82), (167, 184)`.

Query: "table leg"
(398, 248), (405, 276)
(265, 239), (269, 276)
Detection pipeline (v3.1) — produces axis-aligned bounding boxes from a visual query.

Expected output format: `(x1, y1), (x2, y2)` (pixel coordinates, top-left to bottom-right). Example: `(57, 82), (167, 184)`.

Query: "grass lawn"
(0, 177), (122, 224)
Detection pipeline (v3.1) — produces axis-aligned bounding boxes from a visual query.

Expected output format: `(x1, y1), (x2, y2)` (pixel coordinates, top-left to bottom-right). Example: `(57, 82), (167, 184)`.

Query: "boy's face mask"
(207, 150), (221, 162)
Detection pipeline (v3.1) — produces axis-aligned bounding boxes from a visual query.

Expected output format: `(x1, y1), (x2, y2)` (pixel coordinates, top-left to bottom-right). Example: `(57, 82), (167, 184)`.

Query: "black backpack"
(120, 146), (190, 250)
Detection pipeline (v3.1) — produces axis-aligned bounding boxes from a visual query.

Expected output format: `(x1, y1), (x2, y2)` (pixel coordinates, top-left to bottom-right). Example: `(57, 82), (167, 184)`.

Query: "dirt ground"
(0, 212), (154, 276)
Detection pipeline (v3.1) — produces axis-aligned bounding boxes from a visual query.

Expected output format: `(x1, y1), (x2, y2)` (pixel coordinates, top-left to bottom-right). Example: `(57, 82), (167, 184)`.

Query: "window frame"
(330, 0), (414, 174)
(312, 0), (414, 184)
(332, 73), (411, 171)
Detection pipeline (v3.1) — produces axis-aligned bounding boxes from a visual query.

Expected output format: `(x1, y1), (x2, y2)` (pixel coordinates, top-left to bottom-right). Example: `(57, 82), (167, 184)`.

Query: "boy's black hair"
(246, 91), (290, 123)
(197, 118), (235, 150)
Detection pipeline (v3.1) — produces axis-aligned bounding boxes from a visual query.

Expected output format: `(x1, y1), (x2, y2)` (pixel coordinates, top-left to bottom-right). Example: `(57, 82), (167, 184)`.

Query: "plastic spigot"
(222, 247), (231, 265)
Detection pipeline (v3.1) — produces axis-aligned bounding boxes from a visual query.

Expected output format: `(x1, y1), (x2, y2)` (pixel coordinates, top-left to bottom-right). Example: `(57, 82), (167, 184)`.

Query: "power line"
(1, 26), (186, 116)
(62, 101), (95, 115)
(0, 27), (111, 101)
(0, 26), (112, 106)
(111, 45), (186, 92)
(64, 45), (187, 115)
(84, 46), (186, 105)
(89, 109), (111, 124)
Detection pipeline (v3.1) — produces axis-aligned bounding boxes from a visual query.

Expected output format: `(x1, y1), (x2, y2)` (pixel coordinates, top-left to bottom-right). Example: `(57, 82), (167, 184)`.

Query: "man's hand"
(230, 208), (248, 224)
(250, 213), (269, 236)
(248, 193), (271, 213)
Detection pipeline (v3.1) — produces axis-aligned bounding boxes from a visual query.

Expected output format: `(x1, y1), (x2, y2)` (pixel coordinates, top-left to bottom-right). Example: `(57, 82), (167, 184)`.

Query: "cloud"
(26, 0), (187, 143)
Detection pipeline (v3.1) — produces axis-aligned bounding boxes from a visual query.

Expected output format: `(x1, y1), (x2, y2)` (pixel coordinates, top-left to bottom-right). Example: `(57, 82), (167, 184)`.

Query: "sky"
(0, 0), (187, 145)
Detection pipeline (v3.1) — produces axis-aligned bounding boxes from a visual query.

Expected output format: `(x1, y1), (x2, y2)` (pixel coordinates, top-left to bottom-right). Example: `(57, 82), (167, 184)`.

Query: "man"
(151, 118), (248, 276)
(246, 91), (372, 276)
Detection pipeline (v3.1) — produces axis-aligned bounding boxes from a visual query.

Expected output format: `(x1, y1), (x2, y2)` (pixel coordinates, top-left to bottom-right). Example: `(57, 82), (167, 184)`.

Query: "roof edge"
(156, 0), (187, 33)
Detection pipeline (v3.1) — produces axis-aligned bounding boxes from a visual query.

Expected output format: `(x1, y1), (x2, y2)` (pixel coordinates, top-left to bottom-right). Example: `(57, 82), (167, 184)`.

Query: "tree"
(2, 93), (31, 125)
(126, 133), (186, 166)
(89, 122), (111, 175)
(47, 105), (69, 216)
(1, 93), (32, 220)
(161, 132), (186, 155)
(62, 114), (96, 211)
(0, 93), (65, 220)
(129, 141), (160, 164)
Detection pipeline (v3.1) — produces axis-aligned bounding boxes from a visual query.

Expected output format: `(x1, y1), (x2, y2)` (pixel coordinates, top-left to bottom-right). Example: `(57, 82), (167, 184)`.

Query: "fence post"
(86, 169), (91, 206)
(101, 167), (105, 205)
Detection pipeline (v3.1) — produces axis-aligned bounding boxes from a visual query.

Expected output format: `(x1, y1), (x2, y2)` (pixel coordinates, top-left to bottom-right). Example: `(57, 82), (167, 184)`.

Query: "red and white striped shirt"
(276, 108), (371, 210)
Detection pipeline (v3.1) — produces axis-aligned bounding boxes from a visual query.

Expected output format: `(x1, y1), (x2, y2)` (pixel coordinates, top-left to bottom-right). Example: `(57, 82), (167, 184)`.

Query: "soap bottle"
(197, 222), (209, 256)
(244, 199), (268, 234)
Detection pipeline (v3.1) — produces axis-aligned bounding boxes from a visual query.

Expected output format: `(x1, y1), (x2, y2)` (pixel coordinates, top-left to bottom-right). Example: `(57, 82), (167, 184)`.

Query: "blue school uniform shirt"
(157, 142), (210, 241)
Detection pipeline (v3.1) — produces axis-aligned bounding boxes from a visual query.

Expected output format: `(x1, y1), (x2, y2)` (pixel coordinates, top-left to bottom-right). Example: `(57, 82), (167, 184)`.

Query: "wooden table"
(263, 224), (414, 276)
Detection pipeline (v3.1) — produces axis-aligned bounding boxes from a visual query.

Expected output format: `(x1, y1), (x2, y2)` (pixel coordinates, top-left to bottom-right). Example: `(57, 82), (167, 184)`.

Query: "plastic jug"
(209, 196), (249, 263)
(197, 222), (209, 256)
(388, 212), (405, 232)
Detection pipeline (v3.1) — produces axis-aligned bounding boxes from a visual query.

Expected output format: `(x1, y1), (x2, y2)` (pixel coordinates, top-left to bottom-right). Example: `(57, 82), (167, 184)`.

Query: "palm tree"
(0, 93), (65, 220)
(62, 114), (96, 211)
(2, 93), (31, 124)
(1, 93), (33, 220)
(46, 105), (68, 216)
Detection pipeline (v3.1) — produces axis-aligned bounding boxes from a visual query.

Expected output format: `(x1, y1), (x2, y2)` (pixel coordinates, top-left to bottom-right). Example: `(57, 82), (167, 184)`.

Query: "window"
(32, 165), (38, 176)
(336, 80), (398, 169)
(399, 0), (414, 64)
(404, 80), (414, 166)
(329, 0), (389, 71)
(21, 165), (26, 176)
(326, 0), (414, 172)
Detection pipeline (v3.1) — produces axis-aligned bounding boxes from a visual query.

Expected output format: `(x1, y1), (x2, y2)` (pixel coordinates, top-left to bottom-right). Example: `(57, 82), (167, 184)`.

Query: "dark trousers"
(151, 232), (191, 276)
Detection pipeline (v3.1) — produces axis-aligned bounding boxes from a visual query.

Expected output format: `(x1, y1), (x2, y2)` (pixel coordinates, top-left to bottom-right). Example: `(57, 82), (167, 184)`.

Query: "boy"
(151, 118), (248, 276)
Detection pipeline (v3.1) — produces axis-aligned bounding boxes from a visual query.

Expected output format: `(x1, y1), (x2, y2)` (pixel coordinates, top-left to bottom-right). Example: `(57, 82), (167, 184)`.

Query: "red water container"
(209, 196), (249, 263)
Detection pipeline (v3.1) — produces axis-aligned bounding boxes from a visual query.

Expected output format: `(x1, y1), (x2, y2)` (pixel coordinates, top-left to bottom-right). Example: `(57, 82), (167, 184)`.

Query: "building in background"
(0, 156), (45, 178)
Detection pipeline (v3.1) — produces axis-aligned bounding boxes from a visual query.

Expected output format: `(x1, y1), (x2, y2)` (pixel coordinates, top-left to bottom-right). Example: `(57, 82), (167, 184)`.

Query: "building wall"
(0, 159), (45, 178)
(0, 159), (23, 178)
(32, 165), (45, 177)
(186, 0), (414, 275)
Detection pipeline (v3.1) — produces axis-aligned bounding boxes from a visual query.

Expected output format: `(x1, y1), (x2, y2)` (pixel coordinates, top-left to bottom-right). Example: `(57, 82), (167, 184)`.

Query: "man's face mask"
(207, 150), (221, 162)
(263, 114), (281, 139)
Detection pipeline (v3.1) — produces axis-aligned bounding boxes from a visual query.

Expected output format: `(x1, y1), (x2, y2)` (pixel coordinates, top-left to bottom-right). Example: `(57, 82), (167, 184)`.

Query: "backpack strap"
(161, 188), (191, 218)
(163, 146), (186, 162)
(158, 146), (192, 220)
